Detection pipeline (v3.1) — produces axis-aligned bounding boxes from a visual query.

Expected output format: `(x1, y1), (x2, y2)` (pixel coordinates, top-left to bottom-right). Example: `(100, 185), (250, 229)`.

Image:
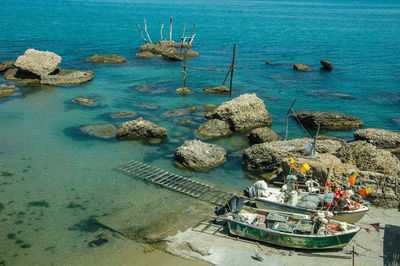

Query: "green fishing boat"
(226, 208), (360, 250)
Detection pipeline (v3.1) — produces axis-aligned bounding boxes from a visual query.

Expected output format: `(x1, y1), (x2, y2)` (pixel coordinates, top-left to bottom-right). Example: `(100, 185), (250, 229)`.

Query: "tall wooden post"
(160, 23), (164, 40)
(144, 19), (153, 44)
(169, 16), (173, 41)
(136, 24), (147, 43)
(229, 44), (236, 93)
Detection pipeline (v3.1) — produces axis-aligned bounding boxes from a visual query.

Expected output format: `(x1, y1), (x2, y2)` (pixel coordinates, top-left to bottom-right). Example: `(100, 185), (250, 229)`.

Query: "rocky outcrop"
(293, 64), (311, 71)
(291, 111), (364, 130)
(320, 60), (333, 71)
(41, 68), (94, 85)
(354, 128), (400, 149)
(135, 52), (156, 59)
(3, 67), (40, 84)
(116, 117), (168, 141)
(247, 127), (280, 145)
(137, 42), (197, 61)
(86, 54), (127, 63)
(0, 61), (14, 73)
(210, 93), (272, 131)
(203, 86), (230, 94)
(15, 49), (61, 77)
(337, 141), (400, 177)
(77, 124), (117, 139)
(175, 87), (191, 94)
(0, 84), (16, 97)
(174, 140), (226, 171)
(198, 119), (232, 139)
(73, 98), (96, 106)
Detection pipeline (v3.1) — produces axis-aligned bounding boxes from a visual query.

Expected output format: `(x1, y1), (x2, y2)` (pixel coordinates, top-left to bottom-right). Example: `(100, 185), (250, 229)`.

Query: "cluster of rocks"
(292, 60), (333, 71)
(136, 41), (199, 61)
(1, 49), (94, 85)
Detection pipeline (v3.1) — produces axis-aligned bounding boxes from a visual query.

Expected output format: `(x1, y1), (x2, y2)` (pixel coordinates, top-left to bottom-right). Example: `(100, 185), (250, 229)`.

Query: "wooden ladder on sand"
(114, 160), (237, 206)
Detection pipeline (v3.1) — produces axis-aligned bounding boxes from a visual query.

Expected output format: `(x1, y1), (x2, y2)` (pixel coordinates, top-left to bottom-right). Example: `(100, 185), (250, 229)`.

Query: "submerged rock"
(15, 49), (61, 77)
(175, 87), (191, 94)
(86, 54), (127, 63)
(116, 117), (168, 141)
(174, 140), (226, 171)
(78, 124), (117, 139)
(211, 93), (272, 131)
(247, 127), (280, 145)
(41, 68), (94, 85)
(73, 98), (96, 106)
(203, 85), (230, 94)
(291, 111), (363, 130)
(293, 64), (311, 71)
(108, 112), (138, 120)
(198, 119), (233, 139)
(0, 84), (16, 97)
(320, 60), (333, 71)
(306, 90), (355, 100)
(0, 61), (15, 73)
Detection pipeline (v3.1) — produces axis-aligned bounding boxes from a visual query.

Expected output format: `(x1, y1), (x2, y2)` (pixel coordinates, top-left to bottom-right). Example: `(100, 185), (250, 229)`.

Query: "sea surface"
(1, 0), (399, 264)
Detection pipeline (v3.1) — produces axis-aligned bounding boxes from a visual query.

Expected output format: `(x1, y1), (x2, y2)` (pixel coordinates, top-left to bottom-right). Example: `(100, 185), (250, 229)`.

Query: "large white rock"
(15, 49), (61, 77)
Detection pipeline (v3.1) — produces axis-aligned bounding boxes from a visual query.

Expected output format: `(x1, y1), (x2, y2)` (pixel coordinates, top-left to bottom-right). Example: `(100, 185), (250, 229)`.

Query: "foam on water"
(1, 0), (400, 264)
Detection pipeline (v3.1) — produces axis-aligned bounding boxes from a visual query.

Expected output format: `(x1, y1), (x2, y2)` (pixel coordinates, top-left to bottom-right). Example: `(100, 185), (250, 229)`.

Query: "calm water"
(1, 0), (400, 264)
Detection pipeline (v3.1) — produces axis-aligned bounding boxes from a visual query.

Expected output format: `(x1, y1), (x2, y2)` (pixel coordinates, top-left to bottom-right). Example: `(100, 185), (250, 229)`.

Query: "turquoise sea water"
(1, 0), (400, 264)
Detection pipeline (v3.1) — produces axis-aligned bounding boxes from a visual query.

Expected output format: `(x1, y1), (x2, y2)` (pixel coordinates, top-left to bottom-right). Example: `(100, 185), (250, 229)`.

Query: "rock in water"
(3, 67), (40, 84)
(211, 93), (272, 131)
(15, 49), (61, 77)
(116, 117), (168, 141)
(203, 86), (230, 94)
(198, 119), (232, 139)
(320, 60), (333, 71)
(73, 98), (96, 106)
(174, 140), (226, 171)
(293, 64), (311, 71)
(86, 54), (127, 63)
(175, 87), (191, 94)
(0, 61), (14, 73)
(135, 52), (155, 59)
(78, 124), (117, 139)
(354, 128), (400, 149)
(0, 84), (16, 97)
(247, 127), (280, 145)
(41, 68), (94, 85)
(291, 111), (363, 130)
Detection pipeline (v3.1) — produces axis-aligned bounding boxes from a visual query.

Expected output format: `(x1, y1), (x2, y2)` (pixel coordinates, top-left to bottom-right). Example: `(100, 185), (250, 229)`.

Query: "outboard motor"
(214, 196), (244, 216)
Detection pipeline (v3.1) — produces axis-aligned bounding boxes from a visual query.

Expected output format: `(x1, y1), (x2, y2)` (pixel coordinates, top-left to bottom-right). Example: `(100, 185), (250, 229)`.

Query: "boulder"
(197, 119), (233, 139)
(184, 50), (199, 57)
(293, 64), (311, 71)
(354, 128), (400, 149)
(320, 60), (333, 71)
(0, 84), (16, 97)
(135, 52), (155, 59)
(247, 127), (280, 145)
(175, 87), (191, 94)
(203, 86), (230, 94)
(73, 98), (96, 106)
(337, 141), (400, 177)
(15, 49), (61, 77)
(211, 93), (272, 131)
(77, 124), (117, 139)
(0, 61), (14, 73)
(291, 111), (364, 130)
(116, 117), (168, 140)
(41, 68), (94, 85)
(86, 54), (127, 63)
(174, 140), (226, 171)
(3, 67), (40, 84)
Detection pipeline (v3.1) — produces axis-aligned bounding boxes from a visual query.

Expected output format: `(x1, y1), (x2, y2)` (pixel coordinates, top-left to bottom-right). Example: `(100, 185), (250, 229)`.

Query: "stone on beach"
(174, 140), (226, 171)
(77, 124), (117, 139)
(320, 59), (333, 71)
(15, 49), (61, 77)
(247, 127), (280, 145)
(116, 117), (168, 141)
(197, 119), (232, 139)
(86, 54), (127, 63)
(203, 85), (230, 94)
(0, 84), (16, 97)
(291, 111), (364, 130)
(210, 93), (272, 131)
(293, 64), (311, 71)
(41, 68), (94, 85)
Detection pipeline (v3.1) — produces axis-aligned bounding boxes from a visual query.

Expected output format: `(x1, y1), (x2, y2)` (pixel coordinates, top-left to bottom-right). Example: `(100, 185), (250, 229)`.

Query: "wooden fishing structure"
(115, 160), (237, 206)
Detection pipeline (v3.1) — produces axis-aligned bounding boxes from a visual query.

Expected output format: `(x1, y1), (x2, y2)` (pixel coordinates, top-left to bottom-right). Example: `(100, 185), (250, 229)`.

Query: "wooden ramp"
(115, 160), (237, 205)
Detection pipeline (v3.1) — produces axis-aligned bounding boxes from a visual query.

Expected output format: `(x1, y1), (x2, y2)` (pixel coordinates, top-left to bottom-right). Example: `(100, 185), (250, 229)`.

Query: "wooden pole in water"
(160, 23), (164, 40)
(136, 23), (147, 43)
(144, 19), (153, 44)
(229, 44), (237, 93)
(285, 98), (297, 141)
(181, 22), (186, 43)
(169, 16), (173, 41)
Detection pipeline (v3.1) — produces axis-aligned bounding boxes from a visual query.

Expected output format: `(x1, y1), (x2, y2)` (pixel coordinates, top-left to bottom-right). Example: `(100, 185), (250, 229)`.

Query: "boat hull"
(227, 219), (359, 250)
(255, 198), (369, 224)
